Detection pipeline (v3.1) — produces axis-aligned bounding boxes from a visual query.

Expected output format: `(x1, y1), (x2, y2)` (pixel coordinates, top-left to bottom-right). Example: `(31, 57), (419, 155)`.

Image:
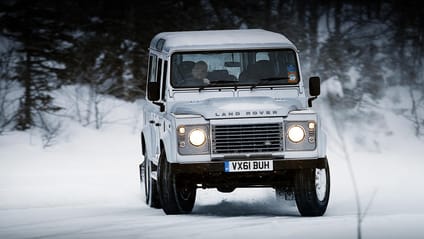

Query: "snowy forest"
(0, 0), (423, 137)
(1, 1), (424, 238)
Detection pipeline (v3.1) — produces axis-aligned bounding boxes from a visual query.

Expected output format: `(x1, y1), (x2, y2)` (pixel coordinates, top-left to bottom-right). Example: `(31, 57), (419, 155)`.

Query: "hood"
(170, 97), (303, 119)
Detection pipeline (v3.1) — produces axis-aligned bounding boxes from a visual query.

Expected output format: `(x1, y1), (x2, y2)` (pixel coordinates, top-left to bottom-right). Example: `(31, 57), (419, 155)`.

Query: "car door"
(146, 54), (165, 164)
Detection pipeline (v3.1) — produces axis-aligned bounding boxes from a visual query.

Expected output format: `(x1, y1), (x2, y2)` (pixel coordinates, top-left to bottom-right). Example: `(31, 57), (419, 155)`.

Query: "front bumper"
(170, 157), (326, 188)
(171, 157), (326, 174)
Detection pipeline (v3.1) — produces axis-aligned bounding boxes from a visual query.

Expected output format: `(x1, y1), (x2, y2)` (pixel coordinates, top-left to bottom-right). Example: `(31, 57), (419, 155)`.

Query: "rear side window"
(148, 55), (158, 83)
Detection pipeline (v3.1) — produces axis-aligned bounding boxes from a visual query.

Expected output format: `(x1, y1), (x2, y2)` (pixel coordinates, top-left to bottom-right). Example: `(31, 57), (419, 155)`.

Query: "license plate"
(224, 160), (273, 172)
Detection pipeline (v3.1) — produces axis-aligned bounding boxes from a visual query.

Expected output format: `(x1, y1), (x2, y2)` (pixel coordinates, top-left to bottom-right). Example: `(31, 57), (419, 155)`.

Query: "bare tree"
(0, 50), (20, 134)
(407, 86), (423, 137)
(330, 105), (378, 239)
(36, 111), (62, 148)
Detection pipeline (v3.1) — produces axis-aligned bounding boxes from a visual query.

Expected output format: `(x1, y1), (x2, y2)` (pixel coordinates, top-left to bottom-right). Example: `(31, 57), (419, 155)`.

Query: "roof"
(149, 29), (296, 53)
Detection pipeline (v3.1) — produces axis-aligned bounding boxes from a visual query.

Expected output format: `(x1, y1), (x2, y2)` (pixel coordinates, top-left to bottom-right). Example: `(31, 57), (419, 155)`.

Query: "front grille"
(212, 123), (284, 154)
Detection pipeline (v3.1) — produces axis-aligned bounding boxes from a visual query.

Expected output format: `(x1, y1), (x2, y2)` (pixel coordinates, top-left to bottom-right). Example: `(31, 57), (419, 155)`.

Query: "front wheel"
(294, 158), (330, 216)
(157, 148), (196, 214)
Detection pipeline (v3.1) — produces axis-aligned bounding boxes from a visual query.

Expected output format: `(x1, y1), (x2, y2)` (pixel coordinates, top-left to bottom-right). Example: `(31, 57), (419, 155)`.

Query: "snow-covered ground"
(1, 87), (424, 239)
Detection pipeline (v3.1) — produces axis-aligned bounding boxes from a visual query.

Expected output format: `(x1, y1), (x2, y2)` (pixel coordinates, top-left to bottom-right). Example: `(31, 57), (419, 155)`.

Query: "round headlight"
(189, 129), (207, 146)
(288, 125), (305, 143)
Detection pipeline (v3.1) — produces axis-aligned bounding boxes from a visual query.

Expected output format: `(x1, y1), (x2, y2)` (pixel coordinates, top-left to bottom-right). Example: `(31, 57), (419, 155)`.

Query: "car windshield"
(171, 49), (300, 88)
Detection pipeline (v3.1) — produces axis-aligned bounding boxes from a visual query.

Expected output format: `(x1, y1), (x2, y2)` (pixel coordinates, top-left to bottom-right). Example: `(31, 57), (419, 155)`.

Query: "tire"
(157, 148), (196, 214)
(141, 157), (161, 208)
(294, 158), (330, 216)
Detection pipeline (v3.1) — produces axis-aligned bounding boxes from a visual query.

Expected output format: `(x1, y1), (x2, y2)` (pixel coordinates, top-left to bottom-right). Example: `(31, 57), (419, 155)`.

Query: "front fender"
(317, 117), (327, 158)
(141, 126), (156, 164)
(160, 122), (177, 164)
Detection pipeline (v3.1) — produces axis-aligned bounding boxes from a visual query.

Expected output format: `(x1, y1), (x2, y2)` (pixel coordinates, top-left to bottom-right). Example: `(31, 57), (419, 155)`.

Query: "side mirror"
(147, 82), (160, 102)
(309, 76), (321, 97)
(147, 82), (165, 112)
(308, 76), (320, 107)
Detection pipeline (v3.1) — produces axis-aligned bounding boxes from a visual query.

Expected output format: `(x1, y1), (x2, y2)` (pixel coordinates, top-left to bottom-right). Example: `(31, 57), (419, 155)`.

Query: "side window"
(148, 55), (160, 101)
(156, 58), (163, 100)
(157, 58), (163, 83)
(223, 53), (241, 78)
(148, 55), (157, 83)
(162, 60), (168, 100)
(256, 52), (270, 61)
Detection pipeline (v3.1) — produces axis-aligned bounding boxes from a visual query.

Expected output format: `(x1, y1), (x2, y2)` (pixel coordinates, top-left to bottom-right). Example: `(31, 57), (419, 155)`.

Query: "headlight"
(189, 129), (207, 146)
(287, 125), (305, 143)
(285, 121), (316, 151)
(177, 124), (209, 155)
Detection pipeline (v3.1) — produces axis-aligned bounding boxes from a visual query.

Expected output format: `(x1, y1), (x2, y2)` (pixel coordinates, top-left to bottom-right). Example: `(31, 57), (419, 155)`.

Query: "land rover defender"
(140, 29), (329, 216)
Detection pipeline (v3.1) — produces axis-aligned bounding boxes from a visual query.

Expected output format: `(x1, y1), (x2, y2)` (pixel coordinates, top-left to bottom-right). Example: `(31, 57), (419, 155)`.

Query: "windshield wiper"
(250, 77), (289, 90)
(199, 80), (237, 92)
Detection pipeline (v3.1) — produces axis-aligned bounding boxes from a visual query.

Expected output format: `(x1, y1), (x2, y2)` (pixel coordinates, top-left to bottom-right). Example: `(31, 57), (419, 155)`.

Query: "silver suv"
(140, 29), (329, 216)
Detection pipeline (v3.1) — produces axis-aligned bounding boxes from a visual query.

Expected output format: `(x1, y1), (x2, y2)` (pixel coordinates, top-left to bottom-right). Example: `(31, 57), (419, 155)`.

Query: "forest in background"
(0, 0), (423, 138)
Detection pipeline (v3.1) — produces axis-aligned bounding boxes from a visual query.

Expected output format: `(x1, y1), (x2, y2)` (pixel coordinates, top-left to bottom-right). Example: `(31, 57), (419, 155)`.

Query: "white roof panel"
(150, 29), (296, 53)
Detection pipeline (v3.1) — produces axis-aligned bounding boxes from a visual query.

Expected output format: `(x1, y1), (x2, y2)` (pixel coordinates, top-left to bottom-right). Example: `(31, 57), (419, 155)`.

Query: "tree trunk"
(16, 51), (33, 130)
(308, 1), (319, 63)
